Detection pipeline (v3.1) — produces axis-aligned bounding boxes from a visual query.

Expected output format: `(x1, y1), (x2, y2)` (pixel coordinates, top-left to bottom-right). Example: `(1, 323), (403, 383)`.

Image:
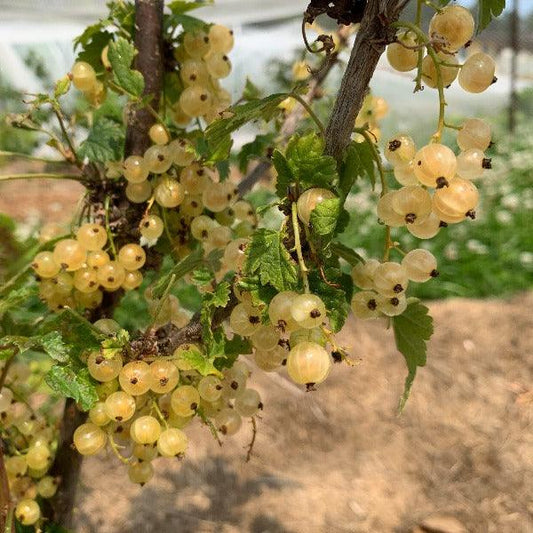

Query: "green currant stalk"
(151, 400), (169, 430)
(289, 93), (326, 136)
(104, 195), (118, 259)
(391, 20), (446, 142)
(291, 202), (310, 293)
(197, 407), (222, 446)
(106, 431), (131, 465)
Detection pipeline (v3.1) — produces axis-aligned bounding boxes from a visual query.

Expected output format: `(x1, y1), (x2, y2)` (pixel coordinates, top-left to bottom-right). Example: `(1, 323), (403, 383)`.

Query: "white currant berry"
(372, 262), (409, 297)
(287, 341), (331, 386)
(413, 143), (457, 188)
(402, 249), (439, 282)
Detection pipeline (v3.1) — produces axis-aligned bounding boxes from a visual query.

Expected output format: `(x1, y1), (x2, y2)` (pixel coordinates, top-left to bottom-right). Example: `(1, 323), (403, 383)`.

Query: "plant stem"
(291, 202), (310, 293)
(391, 20), (446, 142)
(124, 0), (165, 156)
(51, 105), (80, 166)
(0, 151), (66, 164)
(0, 173), (83, 182)
(104, 195), (118, 259)
(359, 129), (387, 195)
(289, 93), (325, 136)
(324, 0), (410, 160)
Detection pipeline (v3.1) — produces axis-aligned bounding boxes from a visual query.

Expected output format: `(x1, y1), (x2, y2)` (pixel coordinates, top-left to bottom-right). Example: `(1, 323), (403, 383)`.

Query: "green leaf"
(241, 77), (263, 101)
(73, 21), (105, 50)
(43, 308), (103, 360)
(308, 269), (351, 333)
(204, 134), (233, 166)
(285, 133), (338, 190)
(108, 37), (144, 97)
(339, 141), (376, 195)
(478, 0), (505, 32)
(310, 197), (341, 236)
(236, 276), (278, 309)
(0, 331), (68, 362)
(214, 334), (252, 371)
(392, 301), (434, 412)
(101, 329), (130, 359)
(237, 134), (274, 173)
(200, 282), (231, 356)
(152, 248), (204, 299)
(39, 331), (69, 362)
(168, 0), (213, 15)
(78, 117), (124, 163)
(272, 149), (294, 199)
(178, 345), (222, 377)
(205, 93), (288, 158)
(0, 285), (37, 316)
(46, 363), (98, 410)
(330, 242), (365, 266)
(170, 13), (207, 32)
(77, 31), (113, 71)
(245, 229), (298, 292)
(54, 76), (71, 98)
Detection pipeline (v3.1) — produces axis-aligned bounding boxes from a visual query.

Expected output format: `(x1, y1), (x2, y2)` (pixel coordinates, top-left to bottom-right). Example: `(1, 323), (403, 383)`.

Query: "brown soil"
(72, 293), (533, 533)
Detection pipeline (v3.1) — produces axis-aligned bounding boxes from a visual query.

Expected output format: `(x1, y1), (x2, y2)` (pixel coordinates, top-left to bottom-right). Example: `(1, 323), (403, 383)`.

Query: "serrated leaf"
(178, 345), (222, 377)
(285, 133), (338, 190)
(200, 282), (231, 356)
(43, 308), (103, 361)
(205, 93), (288, 158)
(245, 229), (298, 292)
(310, 197), (341, 236)
(392, 301), (434, 412)
(272, 149), (294, 199)
(73, 21), (105, 49)
(478, 0), (505, 33)
(108, 37), (144, 97)
(54, 76), (71, 98)
(77, 31), (113, 72)
(46, 364), (98, 410)
(0, 285), (37, 316)
(78, 117), (124, 163)
(204, 134), (233, 166)
(39, 331), (69, 362)
(101, 329), (130, 359)
(170, 13), (207, 32)
(236, 276), (278, 308)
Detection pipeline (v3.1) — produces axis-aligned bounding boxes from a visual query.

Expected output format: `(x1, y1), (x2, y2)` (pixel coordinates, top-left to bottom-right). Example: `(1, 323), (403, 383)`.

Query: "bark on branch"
(324, 0), (410, 159)
(125, 0), (165, 156)
(51, 1), (166, 528)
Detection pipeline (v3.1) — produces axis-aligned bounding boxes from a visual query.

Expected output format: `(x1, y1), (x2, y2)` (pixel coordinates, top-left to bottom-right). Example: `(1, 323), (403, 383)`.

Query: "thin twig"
(245, 417), (257, 463)
(291, 202), (310, 293)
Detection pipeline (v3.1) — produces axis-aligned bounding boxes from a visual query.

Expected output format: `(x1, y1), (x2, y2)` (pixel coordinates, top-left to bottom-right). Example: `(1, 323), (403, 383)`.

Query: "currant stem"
(358, 129), (387, 195)
(291, 202), (310, 294)
(391, 20), (446, 142)
(107, 432), (131, 465)
(0, 173), (83, 182)
(289, 93), (325, 136)
(104, 195), (118, 259)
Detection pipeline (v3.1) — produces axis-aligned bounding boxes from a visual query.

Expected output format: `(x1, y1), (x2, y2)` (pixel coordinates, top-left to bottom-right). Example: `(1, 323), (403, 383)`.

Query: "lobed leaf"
(245, 228), (298, 292)
(392, 301), (434, 412)
(108, 37), (144, 97)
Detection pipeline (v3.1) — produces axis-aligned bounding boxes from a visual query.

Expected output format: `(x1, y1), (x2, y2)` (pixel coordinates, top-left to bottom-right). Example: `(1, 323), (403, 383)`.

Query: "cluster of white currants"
(73, 319), (262, 485)
(172, 24), (234, 125)
(0, 362), (60, 527)
(387, 5), (496, 94)
(379, 116), (491, 240)
(230, 289), (333, 388)
(350, 249), (438, 319)
(33, 223), (147, 311)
